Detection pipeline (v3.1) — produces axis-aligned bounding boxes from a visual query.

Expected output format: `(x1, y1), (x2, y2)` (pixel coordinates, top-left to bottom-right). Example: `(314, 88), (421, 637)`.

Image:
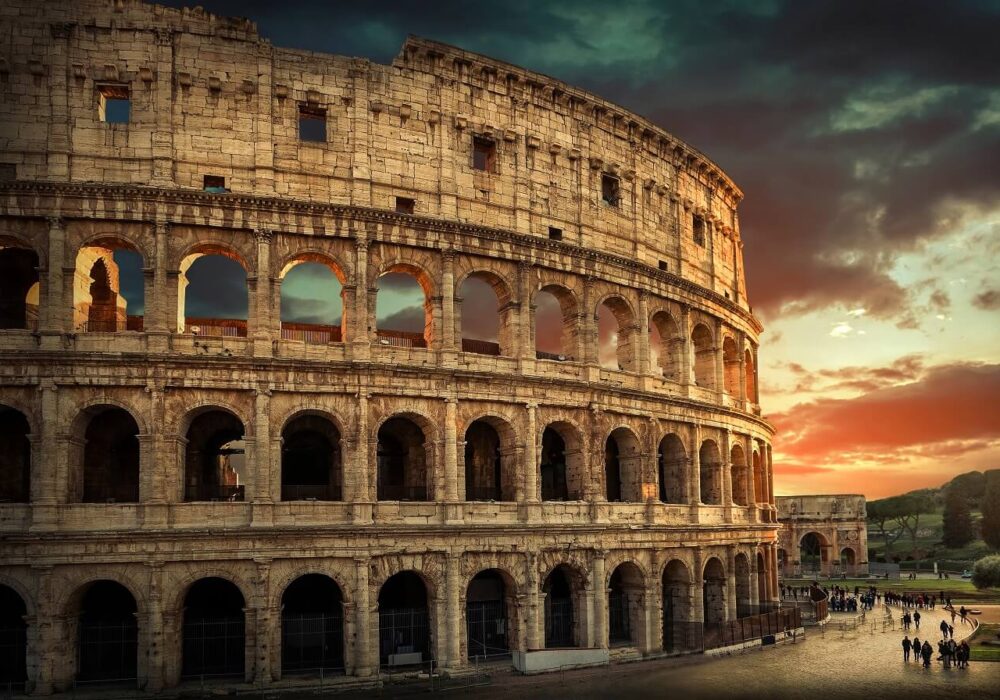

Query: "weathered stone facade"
(776, 496), (869, 578)
(0, 0), (779, 693)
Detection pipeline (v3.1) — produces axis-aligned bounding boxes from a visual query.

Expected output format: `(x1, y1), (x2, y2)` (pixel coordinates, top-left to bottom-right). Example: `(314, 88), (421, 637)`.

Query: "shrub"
(971, 555), (1000, 589)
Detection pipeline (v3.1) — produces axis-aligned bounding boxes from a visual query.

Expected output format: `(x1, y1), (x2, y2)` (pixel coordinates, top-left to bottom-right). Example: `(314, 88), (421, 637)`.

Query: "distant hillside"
(869, 469), (998, 510)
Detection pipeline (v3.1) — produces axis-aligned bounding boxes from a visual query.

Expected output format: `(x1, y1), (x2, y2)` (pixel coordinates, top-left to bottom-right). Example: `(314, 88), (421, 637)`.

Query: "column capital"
(254, 228), (274, 244)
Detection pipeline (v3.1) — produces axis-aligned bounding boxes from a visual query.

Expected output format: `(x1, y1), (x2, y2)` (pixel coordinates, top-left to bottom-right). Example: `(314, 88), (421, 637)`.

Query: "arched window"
(658, 434), (686, 504)
(0, 406), (30, 503)
(279, 259), (345, 344)
(649, 311), (682, 381)
(377, 416), (429, 501)
(375, 268), (430, 349)
(0, 242), (39, 330)
(0, 585), (28, 687)
(730, 444), (749, 506)
(73, 581), (138, 683)
(734, 554), (752, 617)
(73, 241), (144, 333)
(281, 414), (342, 501)
(464, 419), (514, 501)
(281, 574), (344, 674)
(540, 423), (584, 501)
(534, 285), (577, 362)
(75, 406), (140, 503)
(466, 569), (514, 660)
(459, 273), (512, 356)
(597, 297), (637, 371)
(800, 532), (827, 574)
(702, 558), (727, 635)
(182, 578), (245, 679)
(543, 566), (579, 648)
(608, 563), (644, 647)
(179, 248), (248, 338)
(378, 572), (430, 665)
(661, 561), (692, 653)
(184, 409), (246, 502)
(699, 440), (722, 505)
(605, 428), (642, 502)
(690, 323), (715, 389)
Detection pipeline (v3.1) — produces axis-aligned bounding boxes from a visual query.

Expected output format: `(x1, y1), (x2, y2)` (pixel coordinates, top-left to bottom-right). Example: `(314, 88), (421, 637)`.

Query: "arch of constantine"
(776, 496), (869, 578)
(0, 0), (779, 692)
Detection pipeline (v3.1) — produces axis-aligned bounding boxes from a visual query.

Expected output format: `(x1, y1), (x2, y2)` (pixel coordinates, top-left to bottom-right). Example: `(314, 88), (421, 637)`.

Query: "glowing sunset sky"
(156, 0), (1000, 499)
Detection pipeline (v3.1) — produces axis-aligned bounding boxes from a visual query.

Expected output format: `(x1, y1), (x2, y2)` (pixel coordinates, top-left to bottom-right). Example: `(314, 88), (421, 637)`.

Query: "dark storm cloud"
(377, 305), (425, 333)
(280, 295), (342, 325)
(161, 0), (1000, 321)
(185, 256), (248, 318)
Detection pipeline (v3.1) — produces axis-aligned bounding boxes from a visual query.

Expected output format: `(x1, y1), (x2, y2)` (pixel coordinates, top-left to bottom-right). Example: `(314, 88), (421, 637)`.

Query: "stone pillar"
(678, 305), (692, 387)
(31, 567), (56, 694)
(443, 398), (459, 502)
(637, 291), (651, 374)
(251, 388), (273, 527)
(691, 550), (705, 625)
(353, 392), (373, 523)
(721, 430), (733, 510)
(524, 403), (539, 503)
(352, 238), (371, 359)
(726, 548), (737, 620)
(591, 551), (607, 649)
(689, 424), (701, 506)
(253, 229), (275, 357)
(714, 318), (725, 399)
(517, 262), (534, 366)
(32, 381), (60, 517)
(441, 251), (457, 357)
(143, 562), (166, 692)
(738, 332), (748, 403)
(769, 545), (780, 606)
(354, 558), (375, 676)
(525, 553), (541, 650)
(150, 29), (175, 186)
(147, 222), (170, 347)
(749, 562), (760, 614)
(39, 217), (67, 347)
(582, 277), (598, 367)
(444, 554), (462, 669)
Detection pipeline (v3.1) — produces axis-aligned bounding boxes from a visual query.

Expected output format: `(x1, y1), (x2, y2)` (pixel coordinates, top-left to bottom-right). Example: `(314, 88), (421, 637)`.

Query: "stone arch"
(730, 443), (749, 506)
(177, 242), (250, 337)
(840, 547), (857, 576)
(722, 335), (740, 396)
(375, 412), (435, 501)
(463, 415), (517, 502)
(541, 563), (587, 649)
(799, 531), (830, 574)
(456, 268), (516, 357)
(657, 433), (687, 504)
(734, 552), (752, 617)
(0, 239), (40, 330)
(180, 576), (247, 680)
(64, 579), (139, 683)
(605, 426), (642, 502)
(702, 557), (727, 632)
(607, 561), (646, 647)
(377, 570), (434, 665)
(533, 283), (579, 361)
(181, 406), (247, 502)
(280, 411), (343, 501)
(745, 348), (757, 403)
(72, 235), (145, 333)
(373, 260), (435, 348)
(280, 573), (346, 674)
(68, 402), (142, 504)
(690, 323), (715, 389)
(699, 439), (723, 505)
(0, 404), (31, 503)
(649, 309), (682, 381)
(596, 294), (638, 372)
(279, 252), (349, 344)
(540, 420), (585, 501)
(0, 584), (28, 687)
(464, 567), (518, 660)
(661, 559), (693, 653)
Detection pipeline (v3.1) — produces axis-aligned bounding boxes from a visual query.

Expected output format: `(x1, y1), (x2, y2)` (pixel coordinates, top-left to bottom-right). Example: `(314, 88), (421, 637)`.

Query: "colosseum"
(0, 0), (780, 693)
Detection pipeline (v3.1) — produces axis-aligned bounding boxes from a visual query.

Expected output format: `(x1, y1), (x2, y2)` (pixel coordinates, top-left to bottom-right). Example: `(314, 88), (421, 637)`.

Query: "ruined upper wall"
(0, 0), (753, 311)
(776, 495), (868, 521)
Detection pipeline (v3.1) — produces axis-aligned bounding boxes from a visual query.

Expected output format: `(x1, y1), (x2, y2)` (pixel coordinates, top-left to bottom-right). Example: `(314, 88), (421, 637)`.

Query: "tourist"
(939, 639), (950, 668)
(913, 610), (921, 629)
(940, 619), (949, 637)
(950, 607), (957, 625)
(902, 635), (912, 661)
(947, 638), (958, 666)
(958, 641), (970, 668)
(959, 606), (968, 624)
(921, 640), (933, 668)
(948, 624), (954, 639)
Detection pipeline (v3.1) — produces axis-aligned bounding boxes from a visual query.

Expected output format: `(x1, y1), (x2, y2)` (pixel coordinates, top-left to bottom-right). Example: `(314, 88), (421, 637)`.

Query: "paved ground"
(331, 603), (999, 700)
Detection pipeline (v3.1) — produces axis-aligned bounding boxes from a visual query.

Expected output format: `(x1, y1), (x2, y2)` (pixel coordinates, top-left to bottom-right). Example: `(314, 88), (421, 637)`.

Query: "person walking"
(940, 619), (949, 638)
(914, 610), (921, 630)
(902, 635), (912, 661)
(959, 641), (970, 668)
(921, 640), (933, 668)
(948, 624), (954, 639)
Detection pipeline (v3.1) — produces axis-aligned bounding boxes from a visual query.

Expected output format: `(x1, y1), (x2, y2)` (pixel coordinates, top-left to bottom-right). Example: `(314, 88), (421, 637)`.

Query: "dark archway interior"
(661, 562), (691, 653)
(608, 568), (631, 645)
(0, 247), (39, 330)
(702, 559), (726, 629)
(466, 570), (510, 659)
(604, 435), (622, 502)
(0, 406), (31, 503)
(184, 411), (245, 502)
(540, 427), (568, 501)
(82, 407), (140, 503)
(76, 581), (138, 683)
(800, 532), (823, 571)
(376, 417), (428, 501)
(281, 415), (342, 501)
(699, 440), (722, 505)
(464, 421), (502, 501)
(658, 434), (686, 504)
(182, 578), (246, 679)
(281, 574), (344, 673)
(543, 566), (575, 648)
(378, 571), (430, 664)
(0, 585), (28, 685)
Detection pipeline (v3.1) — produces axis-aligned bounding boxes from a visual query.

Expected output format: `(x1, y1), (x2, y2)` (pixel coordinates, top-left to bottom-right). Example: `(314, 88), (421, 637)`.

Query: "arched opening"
(840, 547), (857, 576)
(734, 554), (752, 618)
(466, 569), (514, 660)
(0, 585), (27, 687)
(649, 311), (682, 381)
(279, 258), (345, 344)
(0, 243), (39, 330)
(757, 551), (768, 610)
(76, 406), (140, 503)
(661, 561), (692, 653)
(658, 434), (686, 504)
(608, 563), (644, 647)
(699, 440), (723, 505)
(281, 574), (344, 675)
(179, 247), (248, 338)
(378, 571), (430, 666)
(690, 323), (715, 389)
(281, 414), (342, 501)
(702, 557), (726, 646)
(597, 297), (637, 371)
(722, 336), (740, 396)
(73, 241), (144, 333)
(464, 419), (514, 502)
(799, 532), (827, 575)
(183, 409), (246, 502)
(375, 268), (431, 349)
(181, 578), (245, 679)
(730, 444), (748, 507)
(752, 451), (763, 504)
(73, 581), (138, 684)
(540, 423), (583, 501)
(0, 406), (31, 503)
(459, 272), (513, 356)
(534, 285), (577, 362)
(377, 416), (429, 501)
(605, 427), (642, 502)
(745, 349), (757, 403)
(543, 565), (579, 648)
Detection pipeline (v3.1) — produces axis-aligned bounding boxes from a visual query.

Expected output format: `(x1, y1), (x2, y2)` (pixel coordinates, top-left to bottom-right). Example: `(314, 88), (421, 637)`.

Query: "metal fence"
(608, 592), (631, 644)
(281, 613), (344, 673)
(375, 329), (427, 348)
(184, 317), (248, 338)
(703, 607), (802, 650)
(466, 600), (509, 660)
(544, 598), (574, 648)
(461, 338), (501, 355)
(181, 616), (245, 679)
(77, 620), (138, 682)
(280, 322), (342, 344)
(379, 607), (429, 664)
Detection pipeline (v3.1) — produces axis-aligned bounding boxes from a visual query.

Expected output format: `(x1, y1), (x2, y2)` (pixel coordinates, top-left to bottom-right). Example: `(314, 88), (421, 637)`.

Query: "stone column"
(251, 229), (274, 357)
(30, 567), (56, 694)
(725, 548), (737, 620)
(637, 291), (651, 374)
(354, 558), (375, 676)
(582, 277), (598, 368)
(445, 554), (462, 669)
(591, 551), (607, 649)
(714, 318), (725, 398)
(352, 237), (371, 359)
(524, 403), (538, 502)
(443, 398), (459, 502)
(691, 550), (705, 625)
(39, 217), (67, 348)
(353, 392), (373, 523)
(31, 381), (59, 516)
(738, 332), (748, 403)
(150, 29), (175, 186)
(721, 430), (733, 510)
(251, 388), (273, 527)
(143, 562), (166, 692)
(441, 251), (457, 358)
(678, 305), (692, 388)
(689, 424), (701, 507)
(517, 262), (535, 366)
(525, 553), (541, 650)
(749, 561), (760, 614)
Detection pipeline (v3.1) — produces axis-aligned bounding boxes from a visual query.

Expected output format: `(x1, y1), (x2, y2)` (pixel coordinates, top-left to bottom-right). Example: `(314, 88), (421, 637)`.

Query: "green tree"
(889, 492), (936, 553)
(982, 470), (1000, 550)
(867, 498), (905, 555)
(941, 486), (974, 548)
(971, 554), (1000, 589)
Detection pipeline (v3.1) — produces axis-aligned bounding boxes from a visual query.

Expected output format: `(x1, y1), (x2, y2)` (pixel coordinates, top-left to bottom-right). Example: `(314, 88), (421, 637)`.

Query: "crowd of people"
(901, 635), (971, 669)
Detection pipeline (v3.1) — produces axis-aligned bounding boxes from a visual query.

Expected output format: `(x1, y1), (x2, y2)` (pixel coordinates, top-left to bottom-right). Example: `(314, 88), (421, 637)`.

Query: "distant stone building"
(0, 0), (781, 693)
(776, 495), (869, 578)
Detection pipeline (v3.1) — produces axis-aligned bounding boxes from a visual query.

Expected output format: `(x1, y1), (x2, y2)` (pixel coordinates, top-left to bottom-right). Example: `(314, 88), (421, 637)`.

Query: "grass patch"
(969, 622), (1000, 662)
(781, 577), (1000, 604)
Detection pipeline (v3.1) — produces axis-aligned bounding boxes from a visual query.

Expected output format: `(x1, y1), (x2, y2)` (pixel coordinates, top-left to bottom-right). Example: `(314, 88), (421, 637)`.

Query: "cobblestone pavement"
(332, 604), (999, 700)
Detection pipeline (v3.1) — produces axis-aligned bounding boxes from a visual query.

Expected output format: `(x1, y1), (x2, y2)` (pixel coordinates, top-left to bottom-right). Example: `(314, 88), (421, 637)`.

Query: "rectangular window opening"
(548, 226), (563, 241)
(98, 84), (130, 124)
(298, 105), (327, 142)
(472, 136), (497, 172)
(203, 175), (228, 193)
(658, 260), (668, 271)
(693, 215), (706, 246)
(601, 174), (620, 207)
(395, 196), (415, 215)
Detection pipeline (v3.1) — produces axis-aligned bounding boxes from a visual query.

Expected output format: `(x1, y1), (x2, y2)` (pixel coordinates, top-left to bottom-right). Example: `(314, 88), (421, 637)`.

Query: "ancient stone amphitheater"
(0, 0), (780, 693)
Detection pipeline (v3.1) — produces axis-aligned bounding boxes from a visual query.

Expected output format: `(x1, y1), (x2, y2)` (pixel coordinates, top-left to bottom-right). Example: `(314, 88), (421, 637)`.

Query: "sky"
(140, 0), (1000, 499)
